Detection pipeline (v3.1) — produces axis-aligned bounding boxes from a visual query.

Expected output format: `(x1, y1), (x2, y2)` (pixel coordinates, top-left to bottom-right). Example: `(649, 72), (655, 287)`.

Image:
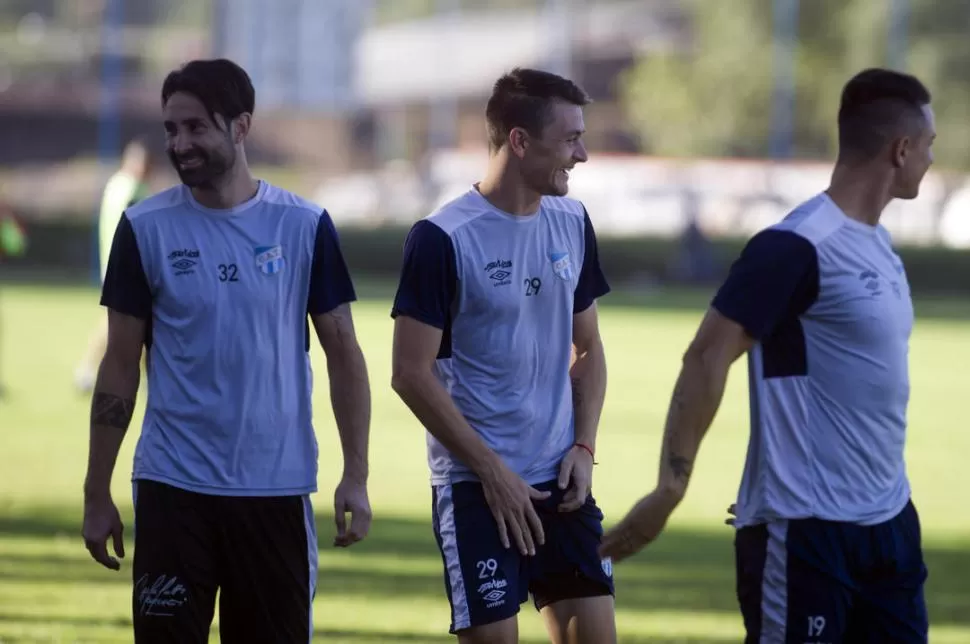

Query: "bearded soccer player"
(81, 58), (373, 642)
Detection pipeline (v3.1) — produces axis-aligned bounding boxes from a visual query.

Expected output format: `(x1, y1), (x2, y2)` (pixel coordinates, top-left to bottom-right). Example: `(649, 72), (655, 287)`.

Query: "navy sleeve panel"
(390, 220), (458, 330)
(711, 229), (820, 341)
(100, 213), (152, 319)
(574, 208), (611, 314)
(307, 210), (357, 316)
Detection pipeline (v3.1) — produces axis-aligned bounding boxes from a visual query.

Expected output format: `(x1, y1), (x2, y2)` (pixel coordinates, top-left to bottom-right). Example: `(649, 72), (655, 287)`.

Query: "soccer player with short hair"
(600, 68), (935, 643)
(81, 58), (373, 642)
(390, 68), (616, 644)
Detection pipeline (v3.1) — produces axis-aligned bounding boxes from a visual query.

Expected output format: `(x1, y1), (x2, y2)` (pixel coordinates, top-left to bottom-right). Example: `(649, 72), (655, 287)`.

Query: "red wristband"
(574, 442), (597, 464)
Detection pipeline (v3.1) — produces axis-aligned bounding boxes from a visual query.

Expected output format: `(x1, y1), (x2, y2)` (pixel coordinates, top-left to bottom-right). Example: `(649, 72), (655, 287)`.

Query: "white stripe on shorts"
(760, 520), (789, 643)
(435, 484), (471, 631)
(302, 495), (318, 643)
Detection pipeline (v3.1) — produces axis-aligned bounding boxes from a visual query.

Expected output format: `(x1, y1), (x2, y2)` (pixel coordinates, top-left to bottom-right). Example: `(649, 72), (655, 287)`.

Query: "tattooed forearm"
(91, 393), (135, 431)
(571, 376), (582, 409)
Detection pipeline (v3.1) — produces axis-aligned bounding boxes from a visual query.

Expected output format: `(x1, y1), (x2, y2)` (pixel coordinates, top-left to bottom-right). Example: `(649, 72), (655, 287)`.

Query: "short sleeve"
(307, 210), (357, 316)
(711, 229), (819, 340)
(390, 220), (458, 329)
(100, 213), (152, 319)
(573, 208), (611, 314)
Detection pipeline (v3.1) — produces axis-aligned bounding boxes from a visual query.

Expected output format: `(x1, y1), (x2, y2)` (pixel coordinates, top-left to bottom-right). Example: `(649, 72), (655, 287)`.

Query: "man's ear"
(231, 113), (252, 144)
(508, 127), (530, 159)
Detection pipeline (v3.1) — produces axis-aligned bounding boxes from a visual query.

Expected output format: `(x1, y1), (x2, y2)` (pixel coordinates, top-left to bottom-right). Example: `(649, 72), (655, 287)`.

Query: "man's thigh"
(846, 500), (929, 644)
(216, 493), (317, 643)
(131, 479), (219, 644)
(431, 482), (529, 637)
(735, 520), (854, 644)
(529, 482), (615, 643)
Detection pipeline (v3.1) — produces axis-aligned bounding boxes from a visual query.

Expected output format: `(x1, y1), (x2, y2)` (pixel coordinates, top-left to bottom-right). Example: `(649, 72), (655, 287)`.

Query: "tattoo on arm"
(665, 378), (694, 482)
(91, 393), (135, 431)
(571, 376), (582, 408)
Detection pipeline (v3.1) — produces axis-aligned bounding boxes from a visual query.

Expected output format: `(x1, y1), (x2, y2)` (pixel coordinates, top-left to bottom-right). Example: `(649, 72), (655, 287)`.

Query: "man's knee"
(456, 615), (518, 644)
(539, 595), (617, 644)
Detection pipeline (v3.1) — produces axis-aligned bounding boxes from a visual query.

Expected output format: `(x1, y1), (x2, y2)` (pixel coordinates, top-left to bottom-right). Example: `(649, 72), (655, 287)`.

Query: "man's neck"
(191, 165), (259, 210)
(476, 160), (541, 216)
(825, 163), (893, 227)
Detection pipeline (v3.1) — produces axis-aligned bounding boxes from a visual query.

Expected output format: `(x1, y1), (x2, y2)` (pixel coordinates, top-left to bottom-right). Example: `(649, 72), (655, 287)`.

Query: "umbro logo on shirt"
(168, 248), (200, 275)
(484, 259), (512, 287)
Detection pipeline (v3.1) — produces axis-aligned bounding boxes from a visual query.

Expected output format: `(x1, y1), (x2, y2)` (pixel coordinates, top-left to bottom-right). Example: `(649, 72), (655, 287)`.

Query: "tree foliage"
(621, 0), (970, 170)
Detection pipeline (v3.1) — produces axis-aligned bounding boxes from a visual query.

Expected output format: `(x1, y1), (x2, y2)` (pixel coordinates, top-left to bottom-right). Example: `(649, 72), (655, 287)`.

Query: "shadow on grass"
(1, 505), (969, 637)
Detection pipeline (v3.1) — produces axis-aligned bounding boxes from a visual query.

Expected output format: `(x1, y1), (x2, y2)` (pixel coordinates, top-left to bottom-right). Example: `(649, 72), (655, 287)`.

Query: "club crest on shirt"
(549, 251), (572, 281)
(254, 245), (285, 276)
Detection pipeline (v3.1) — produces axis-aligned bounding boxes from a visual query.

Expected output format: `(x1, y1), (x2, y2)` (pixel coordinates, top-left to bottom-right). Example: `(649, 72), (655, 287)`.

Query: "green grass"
(1, 283), (968, 643)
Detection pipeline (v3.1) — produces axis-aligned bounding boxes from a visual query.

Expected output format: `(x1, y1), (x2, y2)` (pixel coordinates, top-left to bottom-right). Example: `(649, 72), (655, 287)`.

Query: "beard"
(168, 145), (234, 188)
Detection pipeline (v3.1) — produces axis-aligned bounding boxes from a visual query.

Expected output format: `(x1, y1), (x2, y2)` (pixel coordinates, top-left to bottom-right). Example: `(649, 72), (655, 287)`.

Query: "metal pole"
(94, 0), (123, 283)
(429, 0), (461, 151)
(769, 0), (799, 160)
(887, 0), (909, 70)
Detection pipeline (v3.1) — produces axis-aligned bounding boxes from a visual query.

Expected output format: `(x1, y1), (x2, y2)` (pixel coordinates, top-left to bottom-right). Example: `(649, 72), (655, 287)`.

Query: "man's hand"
(82, 495), (125, 570)
(481, 465), (552, 556)
(598, 488), (680, 563)
(333, 476), (371, 548)
(725, 503), (737, 526)
(557, 444), (594, 512)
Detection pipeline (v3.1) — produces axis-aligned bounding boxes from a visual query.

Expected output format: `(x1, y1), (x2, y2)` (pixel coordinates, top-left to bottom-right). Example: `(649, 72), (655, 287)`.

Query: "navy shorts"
(735, 499), (928, 644)
(431, 479), (615, 634)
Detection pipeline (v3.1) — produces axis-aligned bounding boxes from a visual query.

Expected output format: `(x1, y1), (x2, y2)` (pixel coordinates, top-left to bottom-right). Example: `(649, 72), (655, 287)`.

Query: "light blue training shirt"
(390, 187), (611, 487)
(713, 192), (915, 527)
(100, 181), (357, 496)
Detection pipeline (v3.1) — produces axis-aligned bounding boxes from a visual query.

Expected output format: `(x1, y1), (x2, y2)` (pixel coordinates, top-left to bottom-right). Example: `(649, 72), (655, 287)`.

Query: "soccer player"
(599, 68), (935, 643)
(390, 68), (615, 644)
(75, 138), (154, 392)
(80, 58), (373, 642)
(0, 199), (27, 399)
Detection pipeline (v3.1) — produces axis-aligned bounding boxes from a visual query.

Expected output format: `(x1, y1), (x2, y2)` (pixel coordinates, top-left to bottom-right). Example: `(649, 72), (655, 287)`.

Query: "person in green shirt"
(0, 200), (27, 399)
(74, 139), (153, 392)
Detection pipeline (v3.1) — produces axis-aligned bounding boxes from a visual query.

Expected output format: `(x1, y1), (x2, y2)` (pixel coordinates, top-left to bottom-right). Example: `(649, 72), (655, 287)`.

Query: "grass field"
(1, 282), (968, 643)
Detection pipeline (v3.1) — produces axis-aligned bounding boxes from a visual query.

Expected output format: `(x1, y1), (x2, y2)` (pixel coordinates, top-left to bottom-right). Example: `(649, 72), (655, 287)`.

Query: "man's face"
(162, 91), (236, 188)
(892, 103), (936, 200)
(519, 100), (588, 197)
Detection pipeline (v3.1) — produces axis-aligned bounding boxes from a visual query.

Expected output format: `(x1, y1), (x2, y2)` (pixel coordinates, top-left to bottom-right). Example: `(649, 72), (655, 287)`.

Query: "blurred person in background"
(391, 68), (616, 644)
(601, 68), (935, 643)
(0, 199), (28, 399)
(80, 58), (372, 643)
(74, 138), (153, 393)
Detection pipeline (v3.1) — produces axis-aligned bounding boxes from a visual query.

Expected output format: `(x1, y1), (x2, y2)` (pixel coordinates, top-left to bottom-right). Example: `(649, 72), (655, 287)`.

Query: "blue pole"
(769, 0), (799, 160)
(94, 0), (124, 284)
(887, 0), (909, 70)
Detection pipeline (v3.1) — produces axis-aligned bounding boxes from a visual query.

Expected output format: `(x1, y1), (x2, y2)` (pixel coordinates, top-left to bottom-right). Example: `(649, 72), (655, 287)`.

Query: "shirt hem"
(734, 494), (912, 528)
(132, 472), (318, 497)
(430, 468), (560, 488)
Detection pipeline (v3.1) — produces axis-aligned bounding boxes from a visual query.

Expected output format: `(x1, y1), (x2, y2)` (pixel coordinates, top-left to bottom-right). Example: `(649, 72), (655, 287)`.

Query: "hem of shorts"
(430, 468), (560, 487)
(734, 495), (912, 529)
(131, 472), (318, 497)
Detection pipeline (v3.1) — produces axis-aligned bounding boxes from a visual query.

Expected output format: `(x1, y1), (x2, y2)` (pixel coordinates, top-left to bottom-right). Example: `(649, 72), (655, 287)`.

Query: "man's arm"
(311, 304), (370, 483)
(390, 219), (549, 554)
(84, 212), (152, 502)
(388, 220), (503, 480)
(391, 316), (503, 480)
(656, 229), (819, 504)
(85, 311), (146, 500)
(571, 207), (611, 451)
(307, 210), (371, 483)
(570, 303), (606, 450)
(653, 309), (751, 504)
(599, 228), (819, 562)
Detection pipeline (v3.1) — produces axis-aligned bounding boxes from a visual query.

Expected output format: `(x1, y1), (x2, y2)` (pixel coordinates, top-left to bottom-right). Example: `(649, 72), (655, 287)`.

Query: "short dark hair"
(161, 58), (255, 129)
(485, 67), (591, 151)
(837, 68), (931, 160)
